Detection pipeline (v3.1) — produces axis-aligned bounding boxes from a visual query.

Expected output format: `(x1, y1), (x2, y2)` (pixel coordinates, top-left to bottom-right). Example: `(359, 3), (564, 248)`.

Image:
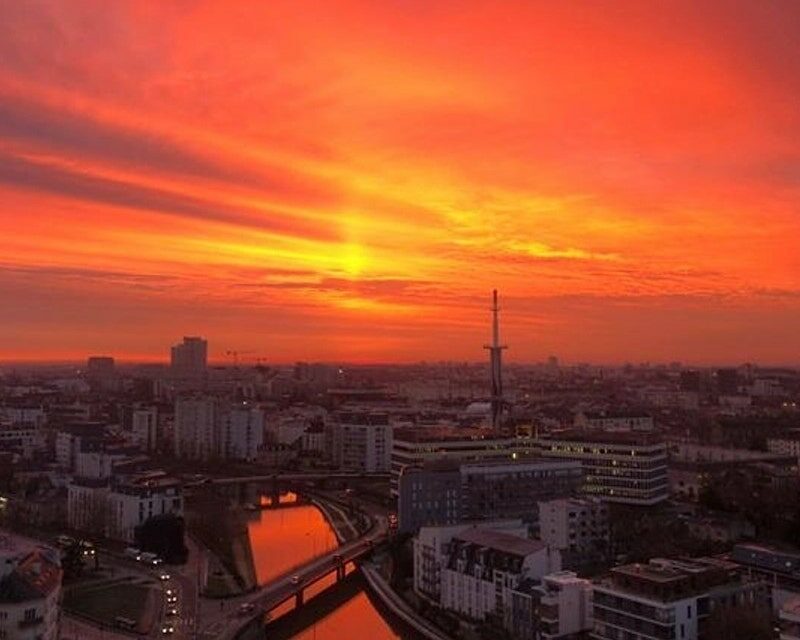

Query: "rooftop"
(454, 527), (547, 558)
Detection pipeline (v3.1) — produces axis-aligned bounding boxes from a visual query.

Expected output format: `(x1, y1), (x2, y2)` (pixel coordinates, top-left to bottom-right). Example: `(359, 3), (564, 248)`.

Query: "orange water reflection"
(247, 496), (401, 640)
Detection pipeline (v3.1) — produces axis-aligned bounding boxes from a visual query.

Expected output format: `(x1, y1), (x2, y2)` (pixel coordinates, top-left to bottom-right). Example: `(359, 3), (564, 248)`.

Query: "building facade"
(0, 536), (62, 640)
(536, 432), (668, 505)
(591, 557), (769, 640)
(538, 498), (609, 570)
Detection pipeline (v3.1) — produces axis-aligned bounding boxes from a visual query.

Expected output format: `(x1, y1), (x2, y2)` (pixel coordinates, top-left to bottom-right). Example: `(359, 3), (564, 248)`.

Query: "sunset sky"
(1, 1), (799, 364)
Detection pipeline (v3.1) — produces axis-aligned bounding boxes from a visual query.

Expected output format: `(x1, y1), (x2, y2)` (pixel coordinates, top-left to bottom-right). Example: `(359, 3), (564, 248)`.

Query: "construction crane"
(225, 350), (254, 366)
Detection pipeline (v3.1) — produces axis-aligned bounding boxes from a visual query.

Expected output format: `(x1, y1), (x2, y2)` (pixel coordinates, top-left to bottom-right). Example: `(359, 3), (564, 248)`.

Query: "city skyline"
(1, 2), (799, 364)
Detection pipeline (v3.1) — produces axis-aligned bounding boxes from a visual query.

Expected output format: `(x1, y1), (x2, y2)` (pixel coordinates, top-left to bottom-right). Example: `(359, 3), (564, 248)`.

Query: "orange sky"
(1, 1), (799, 364)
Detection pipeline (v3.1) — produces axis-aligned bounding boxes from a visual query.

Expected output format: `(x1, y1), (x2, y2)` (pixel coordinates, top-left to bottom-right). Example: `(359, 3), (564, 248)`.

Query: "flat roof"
(454, 527), (547, 557)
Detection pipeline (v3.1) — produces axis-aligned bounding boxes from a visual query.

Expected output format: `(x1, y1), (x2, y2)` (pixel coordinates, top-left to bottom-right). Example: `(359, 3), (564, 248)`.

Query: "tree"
(705, 604), (773, 640)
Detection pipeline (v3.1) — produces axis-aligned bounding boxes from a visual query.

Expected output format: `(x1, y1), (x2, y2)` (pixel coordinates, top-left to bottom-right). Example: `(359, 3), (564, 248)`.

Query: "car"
(124, 547), (142, 561)
(159, 572), (171, 581)
(238, 602), (255, 616)
(140, 552), (163, 566)
(166, 595), (178, 604)
(165, 607), (178, 617)
(56, 535), (75, 548)
(290, 575), (301, 585)
(115, 616), (136, 630)
(161, 623), (175, 635)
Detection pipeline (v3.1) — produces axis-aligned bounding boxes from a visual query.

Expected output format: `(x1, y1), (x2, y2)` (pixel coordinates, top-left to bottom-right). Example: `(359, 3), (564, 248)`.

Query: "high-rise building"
(170, 336), (208, 378)
(173, 397), (263, 461)
(328, 411), (391, 473)
(131, 406), (158, 452)
(174, 397), (218, 460)
(86, 356), (115, 376)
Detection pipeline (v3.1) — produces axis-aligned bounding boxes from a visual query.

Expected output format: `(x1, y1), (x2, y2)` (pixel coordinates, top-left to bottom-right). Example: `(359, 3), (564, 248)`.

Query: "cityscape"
(1, 3), (800, 640)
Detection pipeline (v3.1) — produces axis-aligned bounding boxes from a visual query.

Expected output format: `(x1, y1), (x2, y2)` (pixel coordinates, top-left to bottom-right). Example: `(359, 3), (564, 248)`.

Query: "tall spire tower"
(484, 289), (507, 430)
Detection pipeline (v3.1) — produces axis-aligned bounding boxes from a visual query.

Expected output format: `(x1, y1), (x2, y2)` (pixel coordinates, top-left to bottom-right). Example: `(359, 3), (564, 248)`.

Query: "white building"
(106, 473), (183, 543)
(536, 432), (668, 505)
(222, 404), (263, 461)
(533, 571), (593, 640)
(414, 520), (530, 604)
(131, 407), (158, 452)
(538, 498), (609, 567)
(0, 535), (62, 640)
(329, 412), (391, 473)
(439, 527), (561, 629)
(174, 397), (218, 461)
(592, 557), (769, 640)
(68, 473), (183, 543)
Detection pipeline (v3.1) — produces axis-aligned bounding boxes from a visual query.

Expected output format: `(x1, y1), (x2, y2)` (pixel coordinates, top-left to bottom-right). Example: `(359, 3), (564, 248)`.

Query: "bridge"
(223, 510), (388, 639)
(193, 471), (389, 487)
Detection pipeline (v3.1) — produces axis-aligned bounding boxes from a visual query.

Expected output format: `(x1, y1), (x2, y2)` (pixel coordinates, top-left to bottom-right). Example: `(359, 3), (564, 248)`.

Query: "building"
(391, 426), (536, 496)
(440, 527), (561, 630)
(730, 543), (800, 611)
(106, 472), (183, 543)
(170, 336), (207, 378)
(768, 435), (800, 461)
(414, 520), (529, 604)
(528, 571), (593, 640)
(669, 444), (796, 501)
(131, 407), (158, 452)
(398, 457), (583, 534)
(592, 557), (769, 640)
(221, 403), (264, 461)
(174, 397), (218, 461)
(536, 432), (668, 505)
(68, 472), (183, 543)
(174, 398), (264, 461)
(538, 498), (609, 569)
(328, 411), (391, 473)
(780, 597), (800, 640)
(574, 411), (654, 433)
(0, 535), (62, 640)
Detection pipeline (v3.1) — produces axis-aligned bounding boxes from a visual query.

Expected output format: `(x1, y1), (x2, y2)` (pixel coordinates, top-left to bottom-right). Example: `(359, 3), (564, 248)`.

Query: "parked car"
(238, 603), (255, 616)
(290, 575), (301, 585)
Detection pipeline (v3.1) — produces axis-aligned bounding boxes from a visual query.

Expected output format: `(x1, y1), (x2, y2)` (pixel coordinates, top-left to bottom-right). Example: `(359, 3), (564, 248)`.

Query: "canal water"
(246, 493), (411, 640)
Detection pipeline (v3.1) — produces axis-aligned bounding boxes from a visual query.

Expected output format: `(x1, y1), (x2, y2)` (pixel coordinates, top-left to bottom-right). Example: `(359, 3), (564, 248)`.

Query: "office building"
(391, 425), (536, 495)
(592, 557), (768, 640)
(574, 411), (654, 433)
(536, 432), (668, 505)
(398, 457), (582, 534)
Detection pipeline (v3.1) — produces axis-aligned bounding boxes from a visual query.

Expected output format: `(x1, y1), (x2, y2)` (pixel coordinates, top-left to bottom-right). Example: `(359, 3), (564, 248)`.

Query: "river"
(246, 493), (413, 640)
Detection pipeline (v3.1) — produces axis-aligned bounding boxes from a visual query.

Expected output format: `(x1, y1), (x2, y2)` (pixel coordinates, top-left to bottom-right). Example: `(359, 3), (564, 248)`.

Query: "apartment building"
(328, 411), (391, 473)
(440, 527), (561, 631)
(538, 498), (610, 569)
(536, 432), (668, 505)
(0, 536), (62, 640)
(530, 571), (593, 640)
(591, 557), (768, 640)
(174, 397), (263, 461)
